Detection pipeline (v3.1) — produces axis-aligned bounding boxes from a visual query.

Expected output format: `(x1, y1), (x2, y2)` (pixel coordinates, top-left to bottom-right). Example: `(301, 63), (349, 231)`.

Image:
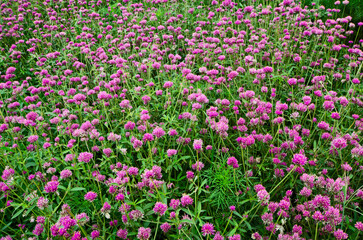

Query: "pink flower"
(292, 154), (307, 166)
(152, 127), (165, 138)
(137, 227), (151, 240)
(37, 197), (49, 210)
(117, 229), (128, 239)
(355, 222), (363, 231)
(141, 95), (151, 105)
(257, 190), (270, 205)
(33, 223), (44, 236)
(170, 199), (180, 210)
(181, 195), (193, 207)
(193, 139), (203, 150)
(103, 148), (112, 157)
(119, 100), (132, 109)
(201, 223), (215, 236)
(44, 181), (59, 193)
(84, 192), (97, 202)
(192, 161), (204, 171)
(341, 162), (352, 171)
(333, 229), (348, 240)
(186, 171), (194, 180)
(163, 81), (173, 88)
(160, 222), (171, 233)
(153, 202), (167, 216)
(78, 152), (93, 163)
(91, 230), (100, 239)
(60, 169), (72, 179)
(168, 129), (178, 136)
(331, 112), (341, 120)
(167, 149), (177, 157)
(331, 137), (347, 149)
(227, 156), (239, 168)
(28, 135), (39, 143)
(287, 78), (297, 85)
(97, 91), (112, 100)
(6, 67), (16, 75)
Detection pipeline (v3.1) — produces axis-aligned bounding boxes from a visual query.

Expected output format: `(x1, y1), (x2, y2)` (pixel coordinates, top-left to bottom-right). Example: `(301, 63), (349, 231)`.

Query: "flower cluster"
(0, 0), (362, 239)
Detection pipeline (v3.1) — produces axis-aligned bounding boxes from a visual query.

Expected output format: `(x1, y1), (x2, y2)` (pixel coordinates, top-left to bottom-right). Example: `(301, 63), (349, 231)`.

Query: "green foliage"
(303, 0), (363, 40)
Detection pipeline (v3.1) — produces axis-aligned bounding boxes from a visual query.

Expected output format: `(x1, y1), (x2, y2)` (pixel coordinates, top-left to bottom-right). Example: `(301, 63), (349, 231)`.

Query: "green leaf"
(201, 216), (213, 220)
(70, 187), (85, 192)
(245, 221), (252, 231)
(24, 204), (36, 217)
(1, 221), (12, 231)
(25, 162), (36, 168)
(136, 199), (146, 205)
(12, 208), (25, 219)
(228, 227), (237, 236)
(180, 219), (194, 224)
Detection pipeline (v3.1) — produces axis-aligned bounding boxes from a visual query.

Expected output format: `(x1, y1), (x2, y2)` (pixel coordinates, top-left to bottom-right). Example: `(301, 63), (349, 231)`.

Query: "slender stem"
(233, 168), (237, 194)
(153, 216), (160, 240)
(222, 212), (233, 235)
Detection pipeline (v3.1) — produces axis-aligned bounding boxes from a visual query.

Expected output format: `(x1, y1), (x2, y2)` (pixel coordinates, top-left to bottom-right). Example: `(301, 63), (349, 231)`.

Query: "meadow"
(0, 0), (362, 239)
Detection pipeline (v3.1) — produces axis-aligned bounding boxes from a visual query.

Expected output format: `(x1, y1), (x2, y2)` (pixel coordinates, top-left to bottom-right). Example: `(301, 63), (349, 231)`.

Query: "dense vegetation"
(0, 0), (362, 239)
(303, 0), (363, 41)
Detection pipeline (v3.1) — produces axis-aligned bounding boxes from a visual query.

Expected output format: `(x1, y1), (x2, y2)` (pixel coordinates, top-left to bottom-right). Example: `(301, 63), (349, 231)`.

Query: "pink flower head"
(192, 161), (204, 171)
(288, 78), (297, 85)
(6, 67), (16, 75)
(228, 71), (238, 79)
(152, 127), (165, 138)
(141, 95), (151, 105)
(355, 222), (363, 231)
(170, 199), (180, 210)
(163, 81), (173, 88)
(341, 162), (352, 172)
(117, 229), (128, 239)
(160, 222), (171, 233)
(257, 190), (270, 205)
(60, 169), (72, 179)
(331, 137), (347, 149)
(137, 227), (151, 240)
(292, 154), (307, 166)
(91, 230), (100, 239)
(28, 135), (39, 143)
(153, 202), (167, 216)
(143, 133), (154, 142)
(201, 223), (215, 236)
(168, 129), (178, 136)
(120, 100), (132, 109)
(331, 112), (341, 120)
(167, 149), (177, 157)
(103, 148), (112, 157)
(37, 197), (49, 210)
(78, 152), (93, 163)
(181, 195), (193, 207)
(333, 229), (348, 240)
(98, 91), (112, 100)
(44, 181), (59, 193)
(186, 171), (194, 180)
(227, 156), (239, 168)
(84, 192), (97, 202)
(193, 139), (203, 151)
(1, 168), (14, 181)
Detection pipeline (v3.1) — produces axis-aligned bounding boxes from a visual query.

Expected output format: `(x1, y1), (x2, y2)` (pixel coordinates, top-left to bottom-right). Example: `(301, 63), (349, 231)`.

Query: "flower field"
(0, 0), (363, 239)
